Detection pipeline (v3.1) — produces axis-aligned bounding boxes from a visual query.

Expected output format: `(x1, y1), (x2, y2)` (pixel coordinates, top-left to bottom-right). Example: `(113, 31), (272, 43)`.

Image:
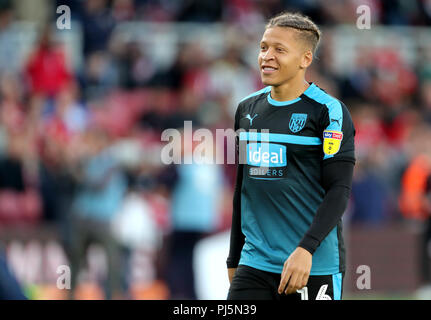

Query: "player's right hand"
(278, 247), (312, 295)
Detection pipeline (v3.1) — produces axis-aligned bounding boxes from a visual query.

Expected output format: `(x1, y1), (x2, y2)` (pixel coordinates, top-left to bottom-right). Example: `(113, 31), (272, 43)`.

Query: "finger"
(296, 272), (309, 291)
(278, 262), (289, 291)
(278, 270), (291, 294)
(301, 273), (310, 289)
(285, 271), (300, 295)
(278, 269), (292, 294)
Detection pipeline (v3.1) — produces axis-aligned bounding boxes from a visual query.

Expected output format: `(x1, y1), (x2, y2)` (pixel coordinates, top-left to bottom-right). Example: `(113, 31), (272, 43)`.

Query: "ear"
(300, 50), (313, 69)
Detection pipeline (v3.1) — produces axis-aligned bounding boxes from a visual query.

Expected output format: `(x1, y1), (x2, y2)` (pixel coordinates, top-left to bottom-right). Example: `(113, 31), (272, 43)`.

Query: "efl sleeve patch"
(323, 130), (343, 155)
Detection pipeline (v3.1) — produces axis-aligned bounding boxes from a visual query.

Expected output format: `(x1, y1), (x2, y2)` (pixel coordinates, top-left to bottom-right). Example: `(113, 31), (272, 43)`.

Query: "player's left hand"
(278, 247), (312, 295)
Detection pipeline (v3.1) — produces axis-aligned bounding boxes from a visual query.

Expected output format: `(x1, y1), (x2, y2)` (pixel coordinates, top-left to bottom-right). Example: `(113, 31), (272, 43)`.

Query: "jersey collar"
(267, 82), (316, 106)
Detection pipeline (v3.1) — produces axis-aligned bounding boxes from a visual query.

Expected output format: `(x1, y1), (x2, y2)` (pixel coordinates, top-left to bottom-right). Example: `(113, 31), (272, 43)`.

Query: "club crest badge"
(289, 113), (307, 133)
(323, 130), (343, 155)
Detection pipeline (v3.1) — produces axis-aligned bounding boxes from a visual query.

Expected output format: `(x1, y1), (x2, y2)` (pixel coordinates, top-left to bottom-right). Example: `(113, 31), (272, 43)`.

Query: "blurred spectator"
(38, 136), (77, 224)
(223, 0), (265, 26)
(82, 51), (120, 101)
(150, 42), (210, 91)
(0, 73), (25, 133)
(399, 124), (431, 298)
(81, 0), (116, 57)
(0, 249), (26, 299)
(371, 49), (417, 109)
(350, 159), (391, 224)
(112, 0), (136, 22)
(115, 41), (156, 89)
(139, 85), (204, 133)
(111, 175), (163, 297)
(165, 135), (225, 299)
(45, 82), (89, 138)
(209, 43), (259, 118)
(0, 130), (42, 225)
(69, 128), (128, 299)
(25, 26), (73, 99)
(0, 2), (21, 74)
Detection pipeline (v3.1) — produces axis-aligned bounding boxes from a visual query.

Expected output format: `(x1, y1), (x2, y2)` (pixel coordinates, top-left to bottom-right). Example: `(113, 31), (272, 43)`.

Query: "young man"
(226, 12), (355, 300)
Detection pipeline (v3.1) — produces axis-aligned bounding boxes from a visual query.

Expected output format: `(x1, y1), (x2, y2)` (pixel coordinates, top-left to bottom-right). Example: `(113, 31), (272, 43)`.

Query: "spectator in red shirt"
(25, 26), (72, 98)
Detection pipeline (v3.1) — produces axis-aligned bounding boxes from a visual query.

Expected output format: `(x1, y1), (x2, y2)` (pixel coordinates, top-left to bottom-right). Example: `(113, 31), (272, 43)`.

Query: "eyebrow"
(260, 40), (289, 49)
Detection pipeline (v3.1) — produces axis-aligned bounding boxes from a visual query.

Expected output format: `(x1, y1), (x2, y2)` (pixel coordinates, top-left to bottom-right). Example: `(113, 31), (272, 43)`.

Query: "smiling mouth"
(261, 66), (278, 74)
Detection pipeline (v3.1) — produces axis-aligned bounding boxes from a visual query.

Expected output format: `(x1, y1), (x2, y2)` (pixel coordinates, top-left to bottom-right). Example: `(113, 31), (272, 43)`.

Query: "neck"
(270, 78), (310, 101)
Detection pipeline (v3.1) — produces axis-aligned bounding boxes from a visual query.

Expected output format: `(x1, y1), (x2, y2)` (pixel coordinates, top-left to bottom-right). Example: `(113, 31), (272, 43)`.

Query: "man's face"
(258, 27), (308, 87)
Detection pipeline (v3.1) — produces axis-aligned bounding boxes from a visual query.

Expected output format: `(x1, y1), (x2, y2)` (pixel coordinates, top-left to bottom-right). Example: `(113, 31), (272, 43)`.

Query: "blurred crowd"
(54, 0), (431, 26)
(0, 0), (431, 299)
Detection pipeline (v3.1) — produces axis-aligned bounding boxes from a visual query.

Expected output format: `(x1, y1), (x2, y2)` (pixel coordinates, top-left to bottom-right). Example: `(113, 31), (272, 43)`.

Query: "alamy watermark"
(356, 264), (371, 290)
(56, 5), (71, 30)
(55, 262), (372, 292)
(356, 5), (371, 29)
(160, 121), (272, 166)
(56, 265), (71, 290)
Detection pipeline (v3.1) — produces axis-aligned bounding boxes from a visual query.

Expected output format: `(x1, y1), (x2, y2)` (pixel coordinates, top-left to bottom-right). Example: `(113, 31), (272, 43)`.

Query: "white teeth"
(263, 67), (276, 71)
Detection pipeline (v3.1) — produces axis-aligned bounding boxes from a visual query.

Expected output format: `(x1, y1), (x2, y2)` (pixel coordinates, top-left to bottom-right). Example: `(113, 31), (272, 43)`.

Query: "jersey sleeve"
(319, 100), (356, 163)
(298, 99), (356, 255)
(298, 160), (354, 254)
(226, 103), (245, 268)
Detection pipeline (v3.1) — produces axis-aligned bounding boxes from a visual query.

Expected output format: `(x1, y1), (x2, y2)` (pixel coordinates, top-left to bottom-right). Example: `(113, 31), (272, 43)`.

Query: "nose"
(261, 48), (275, 62)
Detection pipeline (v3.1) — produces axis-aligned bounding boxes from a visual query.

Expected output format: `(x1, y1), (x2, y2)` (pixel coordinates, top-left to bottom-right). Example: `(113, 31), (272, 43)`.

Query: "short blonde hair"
(266, 12), (321, 54)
